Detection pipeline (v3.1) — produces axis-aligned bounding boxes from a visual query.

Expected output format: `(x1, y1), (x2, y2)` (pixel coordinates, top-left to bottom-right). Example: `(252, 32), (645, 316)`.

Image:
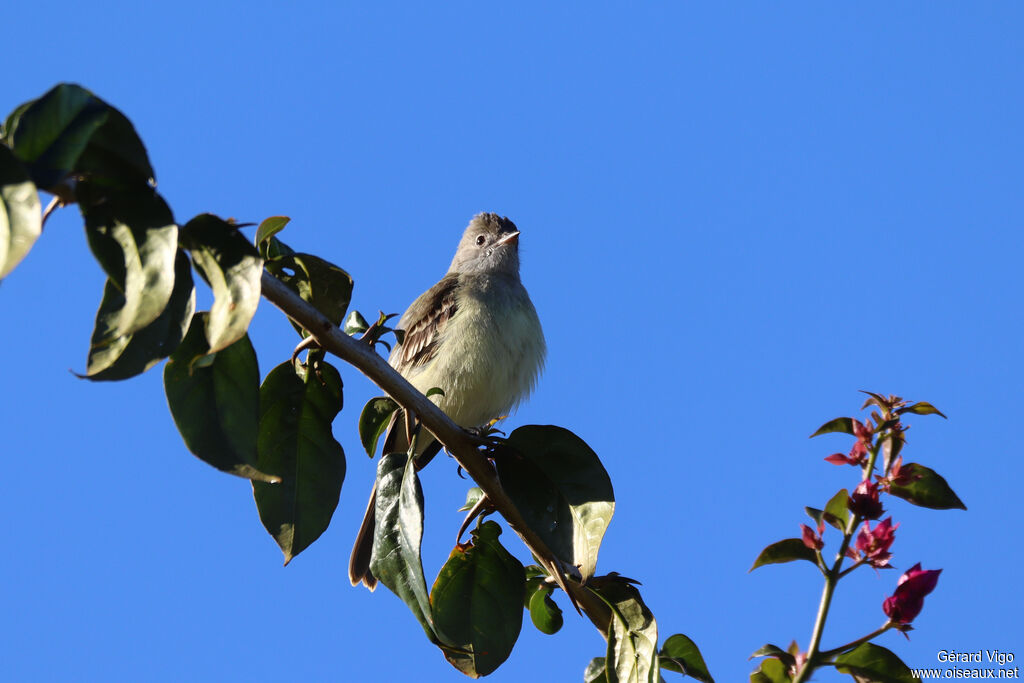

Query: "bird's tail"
(348, 485), (379, 589)
(348, 408), (443, 590)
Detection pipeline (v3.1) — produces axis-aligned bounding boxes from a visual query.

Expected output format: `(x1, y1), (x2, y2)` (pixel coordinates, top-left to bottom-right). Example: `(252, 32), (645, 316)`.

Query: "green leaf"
(901, 401), (947, 418)
(833, 642), (918, 683)
(343, 310), (370, 336)
(890, 462), (967, 510)
(661, 634), (715, 682)
(749, 657), (790, 683)
(749, 539), (818, 571)
(180, 214), (263, 353)
(72, 105), (154, 188)
(79, 184), (178, 340)
(358, 396), (399, 458)
(585, 657), (608, 683)
(163, 313), (277, 482)
(528, 584), (564, 635)
(881, 432), (905, 474)
(369, 451), (437, 642)
(749, 644), (794, 667)
(259, 234), (294, 261)
(85, 249), (195, 380)
(810, 417), (855, 438)
(254, 215), (290, 249)
(594, 580), (659, 683)
(431, 521), (526, 676)
(824, 488), (851, 530)
(1, 100), (33, 141)
(252, 359), (346, 564)
(460, 486), (485, 512)
(495, 425), (614, 581)
(4, 83), (153, 192)
(3, 84), (109, 191)
(264, 251), (353, 330)
(0, 144), (42, 279)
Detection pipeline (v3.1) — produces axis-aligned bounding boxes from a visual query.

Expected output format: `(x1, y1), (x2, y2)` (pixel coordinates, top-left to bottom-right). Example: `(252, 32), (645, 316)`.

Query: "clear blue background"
(2, 3), (1020, 681)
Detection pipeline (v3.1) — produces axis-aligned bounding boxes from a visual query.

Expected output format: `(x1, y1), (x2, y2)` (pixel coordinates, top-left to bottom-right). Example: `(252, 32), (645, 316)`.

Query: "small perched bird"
(348, 212), (546, 589)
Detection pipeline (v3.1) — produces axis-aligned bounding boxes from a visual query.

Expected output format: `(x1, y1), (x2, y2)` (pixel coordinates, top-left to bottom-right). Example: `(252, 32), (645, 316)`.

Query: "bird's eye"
(475, 235), (486, 246)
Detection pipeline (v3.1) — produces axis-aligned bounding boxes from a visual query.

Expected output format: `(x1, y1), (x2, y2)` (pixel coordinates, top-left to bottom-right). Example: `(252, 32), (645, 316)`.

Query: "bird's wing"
(391, 273), (460, 373)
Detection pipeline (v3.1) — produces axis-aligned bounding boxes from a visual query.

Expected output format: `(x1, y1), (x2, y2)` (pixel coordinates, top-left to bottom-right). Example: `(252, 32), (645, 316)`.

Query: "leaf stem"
(818, 622), (894, 660)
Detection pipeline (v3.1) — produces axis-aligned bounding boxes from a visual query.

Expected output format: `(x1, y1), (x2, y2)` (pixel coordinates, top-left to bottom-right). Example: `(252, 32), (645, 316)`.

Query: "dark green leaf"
(254, 215), (290, 249)
(749, 657), (790, 683)
(85, 249), (194, 380)
(810, 417), (855, 438)
(343, 310), (370, 336)
(180, 214), (263, 353)
(431, 521), (526, 676)
(459, 486), (485, 512)
(163, 313), (277, 482)
(824, 488), (851, 530)
(901, 401), (947, 419)
(0, 144), (42, 279)
(358, 396), (398, 458)
(495, 425), (614, 581)
(661, 634), (715, 683)
(3, 84), (108, 191)
(833, 642), (918, 683)
(1, 100), (33, 140)
(4, 83), (153, 192)
(252, 359), (346, 564)
(72, 105), (154, 188)
(594, 580), (658, 683)
(264, 251), (353, 329)
(890, 462), (967, 510)
(749, 539), (818, 572)
(585, 657), (608, 683)
(528, 584), (564, 635)
(79, 183), (178, 339)
(369, 451), (437, 641)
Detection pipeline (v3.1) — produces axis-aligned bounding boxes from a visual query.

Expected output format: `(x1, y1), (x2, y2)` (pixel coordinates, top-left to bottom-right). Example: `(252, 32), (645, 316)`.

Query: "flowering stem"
(793, 435), (886, 683)
(793, 568), (838, 683)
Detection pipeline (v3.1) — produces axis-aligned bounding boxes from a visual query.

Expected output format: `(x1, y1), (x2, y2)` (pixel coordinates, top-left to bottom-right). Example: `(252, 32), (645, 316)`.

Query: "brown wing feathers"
(394, 274), (459, 372)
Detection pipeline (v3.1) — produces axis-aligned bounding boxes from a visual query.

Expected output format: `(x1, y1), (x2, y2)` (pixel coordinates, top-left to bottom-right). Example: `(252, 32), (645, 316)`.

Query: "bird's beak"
(496, 230), (520, 246)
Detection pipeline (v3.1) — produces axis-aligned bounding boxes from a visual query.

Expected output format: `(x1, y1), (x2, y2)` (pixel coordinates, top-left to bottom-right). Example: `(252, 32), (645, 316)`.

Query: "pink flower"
(883, 563), (942, 624)
(849, 480), (884, 519)
(854, 517), (898, 568)
(852, 419), (873, 442)
(823, 419), (872, 466)
(801, 522), (824, 551)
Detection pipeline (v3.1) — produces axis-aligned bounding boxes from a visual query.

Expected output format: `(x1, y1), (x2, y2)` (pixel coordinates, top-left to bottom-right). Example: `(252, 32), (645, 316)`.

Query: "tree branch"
(259, 271), (612, 635)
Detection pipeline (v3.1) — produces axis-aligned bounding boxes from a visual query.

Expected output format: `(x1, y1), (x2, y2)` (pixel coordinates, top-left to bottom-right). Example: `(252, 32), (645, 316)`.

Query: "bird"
(348, 212), (546, 589)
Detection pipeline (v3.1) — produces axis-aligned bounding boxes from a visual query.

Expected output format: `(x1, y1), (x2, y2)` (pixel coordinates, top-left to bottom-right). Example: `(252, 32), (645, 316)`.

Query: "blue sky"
(2, 3), (1021, 681)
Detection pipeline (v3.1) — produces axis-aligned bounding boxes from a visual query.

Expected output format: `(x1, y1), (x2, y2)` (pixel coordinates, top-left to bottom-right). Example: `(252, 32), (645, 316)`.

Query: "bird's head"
(448, 213), (521, 276)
